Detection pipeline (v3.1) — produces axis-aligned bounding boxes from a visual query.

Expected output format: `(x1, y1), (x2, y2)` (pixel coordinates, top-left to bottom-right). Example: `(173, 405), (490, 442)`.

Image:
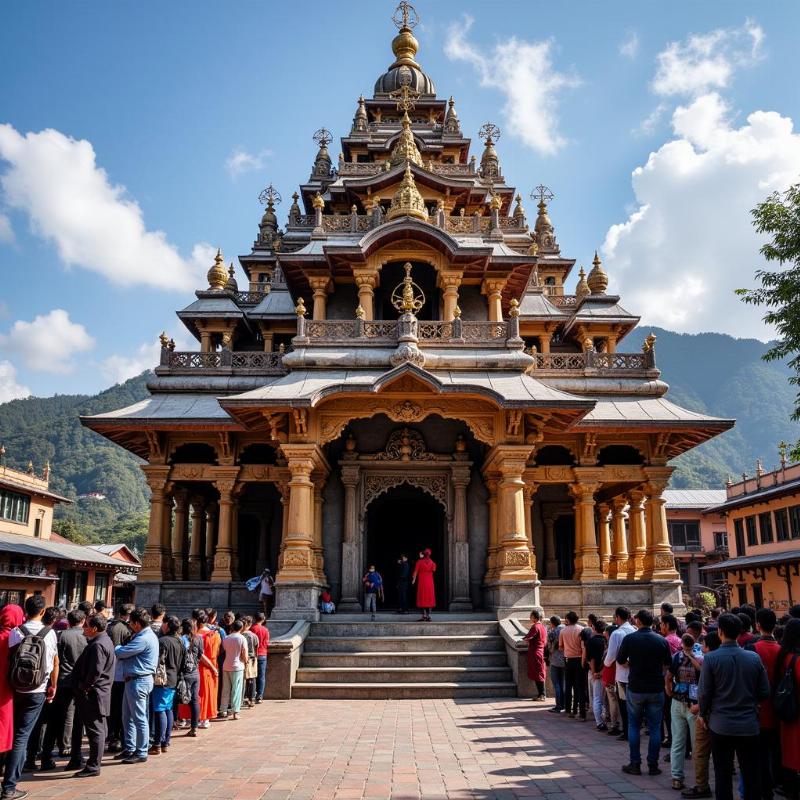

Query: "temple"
(81, 2), (733, 622)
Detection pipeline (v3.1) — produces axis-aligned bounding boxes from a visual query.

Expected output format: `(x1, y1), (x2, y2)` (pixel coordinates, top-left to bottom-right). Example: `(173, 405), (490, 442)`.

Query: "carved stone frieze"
(375, 428), (435, 462)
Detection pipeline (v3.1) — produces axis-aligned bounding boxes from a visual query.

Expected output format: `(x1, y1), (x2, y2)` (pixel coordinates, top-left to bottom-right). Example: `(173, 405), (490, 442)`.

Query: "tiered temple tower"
(83, 3), (733, 622)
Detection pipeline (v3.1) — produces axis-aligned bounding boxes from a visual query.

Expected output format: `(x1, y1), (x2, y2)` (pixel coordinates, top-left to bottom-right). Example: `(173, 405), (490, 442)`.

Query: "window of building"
(0, 489), (30, 524)
(752, 583), (764, 609)
(734, 518), (746, 555)
(669, 521), (701, 550)
(737, 584), (748, 606)
(0, 590), (25, 609)
(678, 561), (691, 588)
(776, 508), (790, 541)
(745, 515), (758, 547)
(33, 518), (41, 538)
(714, 531), (728, 550)
(791, 505), (800, 539)
(758, 512), (774, 544)
(93, 573), (108, 603)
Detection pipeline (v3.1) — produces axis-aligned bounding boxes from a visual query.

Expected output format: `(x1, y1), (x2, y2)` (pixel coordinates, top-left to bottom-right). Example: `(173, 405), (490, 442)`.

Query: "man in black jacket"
(71, 614), (115, 778)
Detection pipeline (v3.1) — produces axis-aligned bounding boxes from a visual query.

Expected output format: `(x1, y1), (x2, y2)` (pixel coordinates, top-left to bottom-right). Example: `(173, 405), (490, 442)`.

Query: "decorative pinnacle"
(392, 0), (418, 30)
(312, 128), (333, 148)
(478, 122), (501, 144)
(391, 262), (425, 313)
(509, 298), (520, 318)
(258, 184), (282, 207)
(295, 297), (307, 317)
(312, 192), (325, 210)
(531, 184), (554, 205)
(159, 331), (169, 349)
(355, 304), (365, 320)
(453, 305), (461, 319)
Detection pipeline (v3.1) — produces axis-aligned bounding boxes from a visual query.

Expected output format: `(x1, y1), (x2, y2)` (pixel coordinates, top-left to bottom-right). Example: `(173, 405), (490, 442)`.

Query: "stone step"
(303, 634), (505, 653)
(295, 665), (512, 684)
(309, 620), (499, 637)
(300, 650), (509, 668)
(291, 681), (518, 700)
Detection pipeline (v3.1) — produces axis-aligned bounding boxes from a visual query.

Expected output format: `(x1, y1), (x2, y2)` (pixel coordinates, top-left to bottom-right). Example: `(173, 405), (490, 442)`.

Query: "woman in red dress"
(412, 548), (436, 621)
(0, 605), (24, 752)
(523, 608), (547, 701)
(775, 618), (800, 775)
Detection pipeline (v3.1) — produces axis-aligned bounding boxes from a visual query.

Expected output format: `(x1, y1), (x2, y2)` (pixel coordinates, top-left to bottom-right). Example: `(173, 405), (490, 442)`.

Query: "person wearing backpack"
(773, 618), (800, 793)
(2, 594), (59, 800)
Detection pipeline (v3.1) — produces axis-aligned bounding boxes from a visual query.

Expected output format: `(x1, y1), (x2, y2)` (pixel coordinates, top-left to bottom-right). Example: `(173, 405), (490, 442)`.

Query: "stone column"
(188, 497), (205, 580)
(439, 272), (462, 322)
(339, 464), (360, 611)
(204, 502), (217, 580)
(597, 502), (611, 575)
(230, 492), (240, 580)
(312, 476), (327, 584)
(569, 470), (603, 581)
(626, 489), (647, 579)
(199, 330), (211, 353)
(543, 513), (559, 579)
(482, 278), (506, 322)
(538, 334), (551, 354)
(171, 488), (189, 581)
(484, 477), (500, 583)
(354, 273), (377, 320)
(450, 464), (472, 610)
(523, 483), (539, 579)
(262, 331), (274, 353)
(211, 477), (238, 582)
(642, 468), (680, 581)
(140, 466), (171, 581)
(608, 497), (628, 580)
(309, 277), (330, 320)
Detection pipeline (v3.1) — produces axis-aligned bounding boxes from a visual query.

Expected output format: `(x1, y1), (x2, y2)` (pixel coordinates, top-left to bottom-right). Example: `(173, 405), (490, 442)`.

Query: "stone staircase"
(292, 614), (517, 699)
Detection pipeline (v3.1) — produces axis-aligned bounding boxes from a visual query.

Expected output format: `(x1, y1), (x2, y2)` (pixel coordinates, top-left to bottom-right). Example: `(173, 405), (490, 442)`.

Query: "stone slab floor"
(22, 699), (681, 800)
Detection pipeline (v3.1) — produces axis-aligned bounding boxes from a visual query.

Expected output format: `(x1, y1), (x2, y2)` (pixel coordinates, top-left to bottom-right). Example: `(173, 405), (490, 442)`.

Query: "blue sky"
(1, 1), (799, 398)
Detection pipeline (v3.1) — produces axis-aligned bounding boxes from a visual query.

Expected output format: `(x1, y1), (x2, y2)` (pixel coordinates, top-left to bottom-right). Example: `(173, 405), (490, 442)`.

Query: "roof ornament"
(352, 95), (368, 133)
(387, 164), (427, 221)
(531, 184), (558, 253)
(226, 262), (239, 292)
(393, 0), (418, 30)
(513, 194), (525, 220)
(587, 250), (608, 295)
(575, 266), (590, 300)
(391, 262), (425, 314)
(207, 248), (229, 291)
(444, 96), (461, 135)
(642, 332), (657, 354)
(258, 184), (281, 236)
(311, 128), (333, 179)
(288, 191), (301, 221)
(390, 110), (423, 167)
(478, 123), (501, 180)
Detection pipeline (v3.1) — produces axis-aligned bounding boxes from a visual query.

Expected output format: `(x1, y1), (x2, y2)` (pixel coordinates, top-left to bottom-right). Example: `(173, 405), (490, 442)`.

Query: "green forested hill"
(0, 328), (798, 547)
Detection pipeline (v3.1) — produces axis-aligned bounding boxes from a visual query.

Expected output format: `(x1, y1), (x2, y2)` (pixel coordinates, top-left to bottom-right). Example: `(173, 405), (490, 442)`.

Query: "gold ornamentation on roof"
(513, 194), (525, 219)
(489, 192), (502, 212)
(312, 192), (325, 210)
(642, 333), (657, 353)
(207, 248), (228, 291)
(509, 299), (520, 318)
(387, 164), (427, 221)
(390, 112), (423, 167)
(225, 262), (239, 292)
(587, 250), (608, 295)
(391, 262), (425, 313)
(391, 2), (420, 67)
(295, 297), (307, 317)
(159, 331), (169, 349)
(355, 305), (365, 320)
(575, 266), (590, 299)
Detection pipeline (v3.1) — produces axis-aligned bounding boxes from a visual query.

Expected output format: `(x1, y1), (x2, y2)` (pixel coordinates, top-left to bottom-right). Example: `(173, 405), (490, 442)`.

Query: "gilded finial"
(391, 262), (425, 313)
(587, 250), (608, 295)
(27, 460), (34, 474)
(159, 331), (169, 349)
(278, 343), (285, 354)
(355, 304), (365, 319)
(206, 248), (228, 291)
(509, 298), (520, 318)
(453, 305), (461, 319)
(387, 164), (427, 221)
(575, 266), (590, 299)
(513, 194), (525, 219)
(642, 332), (657, 353)
(489, 191), (502, 212)
(312, 192), (325, 210)
(295, 297), (307, 317)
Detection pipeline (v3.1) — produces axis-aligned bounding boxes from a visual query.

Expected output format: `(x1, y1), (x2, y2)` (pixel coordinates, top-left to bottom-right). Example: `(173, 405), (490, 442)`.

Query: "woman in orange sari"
(195, 611), (220, 728)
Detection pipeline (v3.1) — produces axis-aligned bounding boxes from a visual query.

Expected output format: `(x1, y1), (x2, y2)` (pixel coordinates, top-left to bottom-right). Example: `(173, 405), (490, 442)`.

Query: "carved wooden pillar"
(204, 502), (217, 580)
(484, 477), (500, 583)
(211, 474), (239, 582)
(608, 497), (628, 579)
(538, 334), (551, 354)
(494, 448), (537, 582)
(312, 475), (327, 583)
(188, 497), (205, 580)
(199, 330), (211, 353)
(450, 464), (472, 610)
(439, 271), (462, 322)
(309, 277), (330, 320)
(339, 464), (361, 610)
(597, 502), (611, 575)
(626, 489), (646, 579)
(642, 468), (679, 581)
(522, 482), (539, 579)
(171, 488), (189, 581)
(543, 513), (558, 579)
(230, 490), (241, 580)
(482, 278), (506, 322)
(262, 330), (274, 353)
(354, 273), (377, 320)
(141, 466), (171, 581)
(569, 470), (603, 581)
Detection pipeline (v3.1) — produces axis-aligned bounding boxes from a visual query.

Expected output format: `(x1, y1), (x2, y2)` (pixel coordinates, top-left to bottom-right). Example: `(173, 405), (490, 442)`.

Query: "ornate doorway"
(366, 484), (447, 609)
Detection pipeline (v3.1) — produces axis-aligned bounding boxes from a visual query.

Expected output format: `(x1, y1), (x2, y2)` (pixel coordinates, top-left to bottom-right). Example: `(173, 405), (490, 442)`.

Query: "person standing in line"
(412, 549), (436, 622)
(605, 607), (635, 742)
(113, 607), (158, 765)
(547, 616), (566, 714)
(697, 613), (769, 800)
(773, 618), (800, 799)
(602, 624), (622, 736)
(40, 609), (86, 772)
(580, 614), (598, 725)
(70, 614), (115, 778)
(559, 611), (585, 720)
(258, 570), (275, 618)
(660, 614), (682, 752)
(617, 608), (672, 777)
(0, 606), (24, 762)
(362, 566), (384, 621)
(2, 595), (59, 800)
(240, 617), (259, 708)
(149, 616), (184, 755)
(193, 610), (220, 729)
(586, 619), (607, 730)
(219, 620), (247, 721)
(249, 613), (269, 703)
(105, 603), (133, 753)
(522, 609), (547, 701)
(149, 605), (166, 637)
(667, 633), (703, 791)
(396, 555), (411, 615)
(176, 618), (202, 735)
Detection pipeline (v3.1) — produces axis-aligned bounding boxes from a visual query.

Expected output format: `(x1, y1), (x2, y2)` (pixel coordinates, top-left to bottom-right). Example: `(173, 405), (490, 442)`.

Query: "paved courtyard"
(24, 698), (680, 800)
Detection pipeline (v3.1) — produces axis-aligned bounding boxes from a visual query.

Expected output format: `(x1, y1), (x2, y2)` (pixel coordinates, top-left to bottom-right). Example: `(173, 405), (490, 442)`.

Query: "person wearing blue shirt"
(113, 607), (159, 764)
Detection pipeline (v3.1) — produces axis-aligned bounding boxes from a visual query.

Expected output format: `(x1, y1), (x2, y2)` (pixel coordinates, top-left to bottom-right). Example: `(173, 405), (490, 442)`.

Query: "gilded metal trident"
(258, 184), (282, 207)
(531, 184), (555, 204)
(393, 0), (418, 29)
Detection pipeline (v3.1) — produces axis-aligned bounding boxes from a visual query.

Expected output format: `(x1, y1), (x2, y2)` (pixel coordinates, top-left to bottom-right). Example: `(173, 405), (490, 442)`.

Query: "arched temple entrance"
(366, 484), (447, 609)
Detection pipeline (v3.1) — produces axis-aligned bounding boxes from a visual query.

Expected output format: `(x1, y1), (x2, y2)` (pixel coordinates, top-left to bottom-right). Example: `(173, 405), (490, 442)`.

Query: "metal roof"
(0, 474), (72, 505)
(0, 532), (139, 570)
(700, 548), (800, 571)
(664, 489), (727, 509)
(704, 478), (800, 514)
(578, 397), (732, 426)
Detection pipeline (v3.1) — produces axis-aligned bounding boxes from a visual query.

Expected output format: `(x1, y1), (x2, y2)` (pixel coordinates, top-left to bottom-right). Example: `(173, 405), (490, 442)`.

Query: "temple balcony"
(155, 349), (289, 376)
(528, 350), (657, 374)
(284, 211), (527, 235)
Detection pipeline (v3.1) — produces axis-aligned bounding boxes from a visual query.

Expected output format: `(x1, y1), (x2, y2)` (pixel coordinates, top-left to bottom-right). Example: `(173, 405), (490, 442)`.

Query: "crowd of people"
(524, 601), (800, 800)
(0, 597), (270, 800)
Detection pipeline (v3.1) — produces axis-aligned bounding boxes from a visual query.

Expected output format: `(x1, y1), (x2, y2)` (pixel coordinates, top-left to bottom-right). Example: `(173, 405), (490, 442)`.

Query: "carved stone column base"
(643, 551), (680, 582)
(608, 556), (628, 580)
(187, 559), (203, 581)
(140, 548), (167, 582)
(211, 549), (233, 583)
(626, 554), (645, 580)
(573, 552), (604, 582)
(494, 547), (538, 584)
(172, 556), (185, 582)
(271, 581), (322, 622)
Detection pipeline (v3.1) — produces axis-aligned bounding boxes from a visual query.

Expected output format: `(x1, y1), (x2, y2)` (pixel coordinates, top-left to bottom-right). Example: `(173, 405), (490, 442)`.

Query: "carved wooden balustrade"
(158, 349), (288, 375)
(530, 350), (656, 371)
(298, 318), (510, 345)
(283, 211), (528, 235)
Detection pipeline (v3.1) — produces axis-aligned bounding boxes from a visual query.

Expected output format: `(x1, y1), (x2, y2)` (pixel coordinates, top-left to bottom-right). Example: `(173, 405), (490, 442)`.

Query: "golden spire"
(489, 191), (502, 212)
(390, 111), (423, 167)
(207, 248), (228, 291)
(587, 250), (608, 294)
(575, 266), (590, 299)
(312, 192), (325, 210)
(225, 262), (238, 291)
(387, 164), (427, 221)
(513, 194), (525, 219)
(390, 1), (420, 68)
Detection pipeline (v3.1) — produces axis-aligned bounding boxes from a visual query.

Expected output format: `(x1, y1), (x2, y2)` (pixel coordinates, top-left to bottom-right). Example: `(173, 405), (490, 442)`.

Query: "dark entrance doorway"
(554, 515), (576, 580)
(366, 484), (447, 610)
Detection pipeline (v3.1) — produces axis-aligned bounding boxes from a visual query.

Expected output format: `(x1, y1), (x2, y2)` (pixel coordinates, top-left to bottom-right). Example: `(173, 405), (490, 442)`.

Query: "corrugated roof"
(704, 478), (800, 514)
(0, 532), (139, 570)
(0, 474), (72, 505)
(700, 548), (800, 571)
(87, 543), (141, 564)
(664, 489), (727, 509)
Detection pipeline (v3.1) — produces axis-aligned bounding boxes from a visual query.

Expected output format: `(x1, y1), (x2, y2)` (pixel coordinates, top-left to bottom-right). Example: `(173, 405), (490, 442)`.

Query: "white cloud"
(619, 32), (639, 60)
(225, 147), (272, 178)
(0, 213), (12, 243)
(634, 103), (668, 136)
(0, 309), (95, 374)
(652, 20), (764, 97)
(444, 16), (580, 156)
(0, 360), (30, 403)
(0, 125), (215, 291)
(604, 93), (800, 340)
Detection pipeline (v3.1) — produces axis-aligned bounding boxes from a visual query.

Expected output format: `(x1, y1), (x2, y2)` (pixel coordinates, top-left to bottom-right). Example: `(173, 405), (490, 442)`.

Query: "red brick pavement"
(20, 699), (681, 800)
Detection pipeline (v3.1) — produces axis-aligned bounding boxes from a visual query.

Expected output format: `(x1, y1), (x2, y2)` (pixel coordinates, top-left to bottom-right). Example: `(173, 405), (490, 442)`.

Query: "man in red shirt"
(752, 608), (781, 800)
(250, 612), (270, 703)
